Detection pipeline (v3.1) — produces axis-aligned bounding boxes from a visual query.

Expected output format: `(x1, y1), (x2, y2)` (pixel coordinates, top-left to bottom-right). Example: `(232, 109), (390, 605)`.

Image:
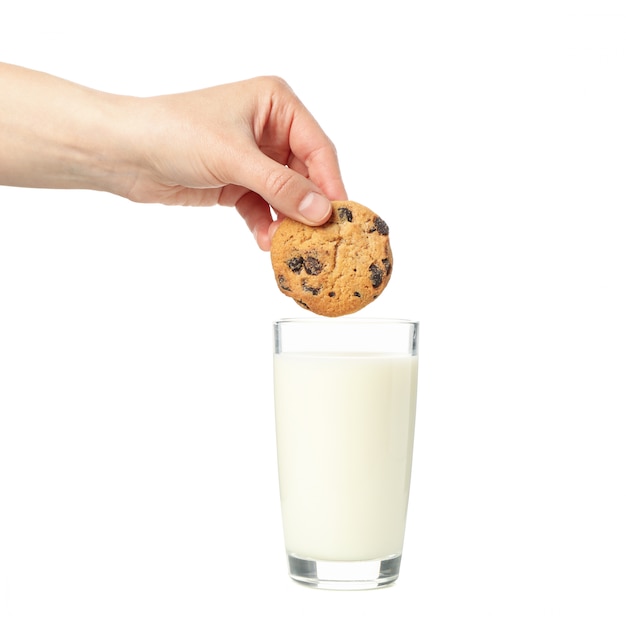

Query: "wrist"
(72, 91), (147, 198)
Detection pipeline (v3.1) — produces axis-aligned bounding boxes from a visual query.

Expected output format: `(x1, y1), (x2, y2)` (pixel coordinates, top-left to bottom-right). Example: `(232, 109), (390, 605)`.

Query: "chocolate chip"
(302, 281), (321, 295)
(354, 291), (362, 298)
(328, 291), (336, 297)
(337, 207), (353, 222)
(382, 258), (392, 275)
(369, 263), (384, 288)
(374, 217), (389, 235)
(303, 256), (323, 275)
(278, 275), (291, 291)
(287, 256), (304, 273)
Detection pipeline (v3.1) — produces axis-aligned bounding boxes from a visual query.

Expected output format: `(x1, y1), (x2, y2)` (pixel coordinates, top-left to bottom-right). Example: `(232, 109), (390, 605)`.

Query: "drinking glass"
(273, 318), (419, 589)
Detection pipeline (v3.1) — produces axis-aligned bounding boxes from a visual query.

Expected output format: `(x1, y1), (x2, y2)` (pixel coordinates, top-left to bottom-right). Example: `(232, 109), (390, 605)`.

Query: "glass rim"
(274, 317), (418, 326)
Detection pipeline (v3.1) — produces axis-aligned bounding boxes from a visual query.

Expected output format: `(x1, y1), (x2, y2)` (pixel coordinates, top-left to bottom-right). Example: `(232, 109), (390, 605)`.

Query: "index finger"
(286, 101), (348, 202)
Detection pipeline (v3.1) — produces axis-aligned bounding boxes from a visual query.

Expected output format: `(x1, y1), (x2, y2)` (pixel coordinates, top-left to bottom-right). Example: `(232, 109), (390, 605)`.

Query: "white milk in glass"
(273, 351), (418, 562)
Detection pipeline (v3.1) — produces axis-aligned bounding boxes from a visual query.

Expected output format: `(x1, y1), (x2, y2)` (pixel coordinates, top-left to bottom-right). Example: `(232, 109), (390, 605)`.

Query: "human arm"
(0, 62), (347, 250)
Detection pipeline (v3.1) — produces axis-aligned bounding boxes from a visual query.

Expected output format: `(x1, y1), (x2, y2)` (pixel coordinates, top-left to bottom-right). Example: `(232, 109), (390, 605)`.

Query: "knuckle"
(261, 75), (290, 91)
(265, 166), (295, 199)
(254, 75), (294, 98)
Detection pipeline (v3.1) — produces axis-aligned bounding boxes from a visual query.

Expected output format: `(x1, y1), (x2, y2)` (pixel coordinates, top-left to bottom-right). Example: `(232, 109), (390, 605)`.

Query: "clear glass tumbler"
(273, 318), (419, 589)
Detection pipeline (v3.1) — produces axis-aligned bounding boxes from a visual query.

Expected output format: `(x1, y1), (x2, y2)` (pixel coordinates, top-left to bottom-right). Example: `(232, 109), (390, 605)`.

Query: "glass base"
(287, 554), (402, 590)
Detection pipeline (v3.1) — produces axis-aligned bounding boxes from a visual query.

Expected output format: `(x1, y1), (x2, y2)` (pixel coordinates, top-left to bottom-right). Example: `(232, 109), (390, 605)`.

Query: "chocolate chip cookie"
(270, 200), (393, 317)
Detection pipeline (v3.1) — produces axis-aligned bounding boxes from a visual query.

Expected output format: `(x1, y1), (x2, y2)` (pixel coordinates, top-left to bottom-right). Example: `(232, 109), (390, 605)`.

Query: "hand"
(124, 76), (348, 250)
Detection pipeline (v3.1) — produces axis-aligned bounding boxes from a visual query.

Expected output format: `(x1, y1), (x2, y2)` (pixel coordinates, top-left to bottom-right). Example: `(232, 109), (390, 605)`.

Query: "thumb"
(241, 152), (333, 225)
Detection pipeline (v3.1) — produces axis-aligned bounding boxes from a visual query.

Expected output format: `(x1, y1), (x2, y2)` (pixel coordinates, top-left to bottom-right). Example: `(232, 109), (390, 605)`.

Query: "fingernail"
(298, 192), (331, 223)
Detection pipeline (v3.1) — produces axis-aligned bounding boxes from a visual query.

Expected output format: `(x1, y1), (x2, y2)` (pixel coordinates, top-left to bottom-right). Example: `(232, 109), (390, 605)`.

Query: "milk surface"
(274, 352), (418, 561)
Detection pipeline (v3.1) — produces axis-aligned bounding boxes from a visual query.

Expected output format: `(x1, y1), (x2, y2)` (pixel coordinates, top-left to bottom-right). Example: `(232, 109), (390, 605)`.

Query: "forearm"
(0, 62), (139, 194)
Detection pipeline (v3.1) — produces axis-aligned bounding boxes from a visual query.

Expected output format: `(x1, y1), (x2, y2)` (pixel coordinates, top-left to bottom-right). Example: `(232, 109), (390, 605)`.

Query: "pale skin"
(0, 62), (348, 250)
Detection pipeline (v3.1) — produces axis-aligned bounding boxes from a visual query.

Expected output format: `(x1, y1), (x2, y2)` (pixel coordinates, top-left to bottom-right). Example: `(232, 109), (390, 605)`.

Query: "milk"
(273, 352), (418, 562)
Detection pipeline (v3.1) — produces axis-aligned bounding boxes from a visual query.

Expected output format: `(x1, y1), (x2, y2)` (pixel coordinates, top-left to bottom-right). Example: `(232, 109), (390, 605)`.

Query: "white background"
(1, 1), (625, 624)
